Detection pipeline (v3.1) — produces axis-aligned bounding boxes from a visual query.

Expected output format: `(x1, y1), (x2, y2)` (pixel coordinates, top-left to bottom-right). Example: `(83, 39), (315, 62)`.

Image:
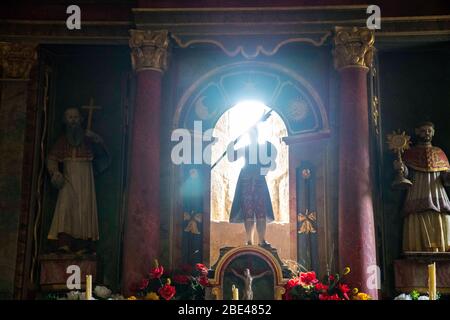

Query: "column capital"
(0, 42), (37, 80)
(333, 26), (374, 71)
(129, 30), (170, 73)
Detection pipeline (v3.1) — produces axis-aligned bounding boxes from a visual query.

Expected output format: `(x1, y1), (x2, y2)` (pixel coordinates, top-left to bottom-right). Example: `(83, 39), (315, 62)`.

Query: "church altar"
(1, 1), (450, 301)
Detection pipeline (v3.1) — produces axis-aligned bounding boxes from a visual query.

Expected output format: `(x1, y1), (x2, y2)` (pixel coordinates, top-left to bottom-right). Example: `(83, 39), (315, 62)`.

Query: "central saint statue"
(228, 126), (276, 246)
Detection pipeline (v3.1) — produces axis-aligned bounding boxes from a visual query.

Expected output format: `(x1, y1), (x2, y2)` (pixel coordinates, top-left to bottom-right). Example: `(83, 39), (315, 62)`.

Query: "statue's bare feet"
(75, 248), (89, 256)
(57, 245), (71, 254)
(259, 240), (271, 247)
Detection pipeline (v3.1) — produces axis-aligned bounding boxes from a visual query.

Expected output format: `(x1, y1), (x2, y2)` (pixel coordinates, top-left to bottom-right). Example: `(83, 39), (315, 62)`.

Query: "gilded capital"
(129, 30), (170, 73)
(0, 42), (37, 80)
(333, 27), (374, 71)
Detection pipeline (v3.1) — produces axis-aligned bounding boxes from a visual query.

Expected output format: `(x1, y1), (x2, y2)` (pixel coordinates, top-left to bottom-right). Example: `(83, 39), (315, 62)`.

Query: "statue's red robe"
(402, 145), (450, 252)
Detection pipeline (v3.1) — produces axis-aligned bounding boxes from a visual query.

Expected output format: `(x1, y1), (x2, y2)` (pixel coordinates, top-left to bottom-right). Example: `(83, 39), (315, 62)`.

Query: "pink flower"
(150, 265), (164, 279)
(158, 283), (176, 300)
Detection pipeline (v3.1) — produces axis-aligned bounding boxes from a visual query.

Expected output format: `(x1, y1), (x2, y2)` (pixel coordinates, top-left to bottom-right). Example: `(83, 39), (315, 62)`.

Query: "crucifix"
(81, 98), (101, 130)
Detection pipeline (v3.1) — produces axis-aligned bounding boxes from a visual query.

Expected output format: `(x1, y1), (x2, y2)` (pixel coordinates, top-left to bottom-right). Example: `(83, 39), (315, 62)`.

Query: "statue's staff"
(210, 108), (274, 170)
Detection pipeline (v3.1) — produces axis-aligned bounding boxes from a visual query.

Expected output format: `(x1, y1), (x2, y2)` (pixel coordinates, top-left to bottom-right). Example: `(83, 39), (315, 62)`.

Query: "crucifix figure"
(231, 268), (270, 300)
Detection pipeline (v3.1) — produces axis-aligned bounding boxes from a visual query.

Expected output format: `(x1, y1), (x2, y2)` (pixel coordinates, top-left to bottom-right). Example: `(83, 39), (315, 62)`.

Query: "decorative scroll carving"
(0, 42), (37, 79)
(171, 33), (331, 59)
(333, 27), (374, 70)
(129, 30), (170, 73)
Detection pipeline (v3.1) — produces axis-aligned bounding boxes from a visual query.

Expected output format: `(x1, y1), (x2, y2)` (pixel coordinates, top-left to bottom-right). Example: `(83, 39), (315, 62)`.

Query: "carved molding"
(0, 42), (37, 80)
(211, 287), (222, 300)
(333, 26), (375, 71)
(129, 29), (170, 73)
(171, 33), (331, 59)
(275, 286), (286, 300)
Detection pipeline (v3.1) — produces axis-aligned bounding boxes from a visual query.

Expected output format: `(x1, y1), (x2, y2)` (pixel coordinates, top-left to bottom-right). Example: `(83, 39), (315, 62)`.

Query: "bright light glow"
(210, 99), (290, 266)
(211, 100), (289, 222)
(228, 100), (271, 148)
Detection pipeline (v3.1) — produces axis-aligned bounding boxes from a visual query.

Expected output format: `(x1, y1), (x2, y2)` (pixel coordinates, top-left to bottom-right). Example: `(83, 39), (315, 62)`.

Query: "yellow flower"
(352, 288), (359, 295)
(127, 296), (137, 300)
(145, 292), (160, 300)
(343, 267), (351, 275)
(353, 292), (372, 300)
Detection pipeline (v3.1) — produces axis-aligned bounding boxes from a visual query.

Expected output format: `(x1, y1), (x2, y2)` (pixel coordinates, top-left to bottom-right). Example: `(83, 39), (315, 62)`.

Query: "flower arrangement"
(394, 290), (439, 301)
(48, 286), (125, 300)
(135, 260), (209, 300)
(283, 267), (372, 300)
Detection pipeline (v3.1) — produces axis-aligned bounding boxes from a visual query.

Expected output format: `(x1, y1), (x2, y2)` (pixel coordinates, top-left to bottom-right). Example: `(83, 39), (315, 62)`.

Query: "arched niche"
(208, 246), (286, 300)
(172, 61), (330, 268)
(173, 61), (329, 138)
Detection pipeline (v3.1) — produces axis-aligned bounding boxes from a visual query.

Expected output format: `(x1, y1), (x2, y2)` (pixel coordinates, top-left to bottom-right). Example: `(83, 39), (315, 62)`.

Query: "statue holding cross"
(47, 99), (110, 254)
(82, 98), (102, 132)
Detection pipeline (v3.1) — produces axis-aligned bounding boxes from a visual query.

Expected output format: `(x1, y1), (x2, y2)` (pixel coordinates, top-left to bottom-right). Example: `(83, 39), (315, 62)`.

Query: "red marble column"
(122, 30), (169, 296)
(0, 42), (37, 299)
(333, 27), (379, 299)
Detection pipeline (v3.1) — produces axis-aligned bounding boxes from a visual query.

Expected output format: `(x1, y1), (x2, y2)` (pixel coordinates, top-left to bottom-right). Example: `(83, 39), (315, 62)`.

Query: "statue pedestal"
(394, 252), (450, 294)
(39, 253), (97, 291)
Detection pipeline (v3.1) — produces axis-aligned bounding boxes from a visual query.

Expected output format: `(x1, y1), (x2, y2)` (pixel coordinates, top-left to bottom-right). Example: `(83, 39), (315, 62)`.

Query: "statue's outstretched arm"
(253, 270), (270, 279)
(231, 268), (245, 281)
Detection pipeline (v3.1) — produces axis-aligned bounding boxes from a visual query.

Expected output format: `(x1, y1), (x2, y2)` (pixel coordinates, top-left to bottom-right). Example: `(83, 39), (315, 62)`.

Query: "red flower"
(158, 283), (176, 300)
(299, 272), (318, 285)
(319, 293), (341, 300)
(150, 265), (164, 279)
(285, 277), (301, 291)
(282, 277), (300, 300)
(319, 293), (329, 300)
(173, 274), (190, 284)
(195, 263), (209, 275)
(328, 294), (341, 300)
(328, 274), (335, 281)
(198, 276), (209, 286)
(338, 284), (350, 300)
(314, 282), (328, 292)
(138, 278), (149, 290)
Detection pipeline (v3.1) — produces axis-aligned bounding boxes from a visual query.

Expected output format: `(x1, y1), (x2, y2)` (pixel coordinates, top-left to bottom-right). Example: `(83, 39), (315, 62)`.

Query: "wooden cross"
(81, 98), (101, 130)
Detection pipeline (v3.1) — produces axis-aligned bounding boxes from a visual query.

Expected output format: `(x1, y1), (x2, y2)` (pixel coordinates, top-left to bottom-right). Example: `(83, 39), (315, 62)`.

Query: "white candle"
(428, 263), (436, 300)
(86, 275), (92, 300)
